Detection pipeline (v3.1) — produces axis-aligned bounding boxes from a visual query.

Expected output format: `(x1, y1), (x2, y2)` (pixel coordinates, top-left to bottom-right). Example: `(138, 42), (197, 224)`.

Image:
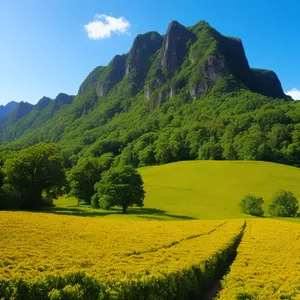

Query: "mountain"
(0, 94), (74, 141)
(0, 101), (19, 119)
(1, 20), (299, 168)
(78, 20), (286, 104)
(0, 101), (34, 126)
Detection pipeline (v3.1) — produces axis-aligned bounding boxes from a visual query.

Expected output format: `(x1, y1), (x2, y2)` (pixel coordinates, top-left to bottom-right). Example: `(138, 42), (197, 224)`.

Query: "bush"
(239, 195), (264, 217)
(268, 190), (299, 217)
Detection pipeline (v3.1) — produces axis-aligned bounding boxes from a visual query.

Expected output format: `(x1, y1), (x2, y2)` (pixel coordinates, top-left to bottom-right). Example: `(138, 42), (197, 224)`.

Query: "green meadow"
(141, 160), (300, 219)
(52, 160), (300, 222)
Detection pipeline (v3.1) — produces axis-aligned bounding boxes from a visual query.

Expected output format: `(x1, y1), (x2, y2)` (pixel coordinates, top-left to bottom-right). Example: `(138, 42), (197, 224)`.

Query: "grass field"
(52, 160), (300, 221)
(141, 160), (300, 220)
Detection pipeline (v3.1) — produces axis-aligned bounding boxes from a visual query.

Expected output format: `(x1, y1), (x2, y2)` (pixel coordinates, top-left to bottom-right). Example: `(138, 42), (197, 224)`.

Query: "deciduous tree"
(92, 165), (145, 213)
(3, 143), (66, 209)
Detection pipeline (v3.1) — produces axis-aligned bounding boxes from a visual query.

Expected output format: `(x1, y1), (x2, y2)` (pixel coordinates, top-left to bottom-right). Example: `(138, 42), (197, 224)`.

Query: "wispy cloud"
(84, 14), (130, 40)
(286, 88), (300, 100)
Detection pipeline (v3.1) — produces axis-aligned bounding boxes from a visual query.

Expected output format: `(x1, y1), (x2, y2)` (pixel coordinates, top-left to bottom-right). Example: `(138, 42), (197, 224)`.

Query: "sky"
(0, 0), (300, 105)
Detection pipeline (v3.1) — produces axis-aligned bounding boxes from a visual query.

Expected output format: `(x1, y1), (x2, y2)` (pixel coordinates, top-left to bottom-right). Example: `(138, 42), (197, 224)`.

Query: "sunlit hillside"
(141, 160), (300, 220)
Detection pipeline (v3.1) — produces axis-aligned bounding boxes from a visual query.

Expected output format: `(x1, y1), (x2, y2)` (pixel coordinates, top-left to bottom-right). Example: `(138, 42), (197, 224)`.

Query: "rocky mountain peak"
(79, 19), (286, 105)
(161, 21), (196, 73)
(123, 32), (163, 95)
(126, 31), (163, 75)
(36, 97), (52, 110)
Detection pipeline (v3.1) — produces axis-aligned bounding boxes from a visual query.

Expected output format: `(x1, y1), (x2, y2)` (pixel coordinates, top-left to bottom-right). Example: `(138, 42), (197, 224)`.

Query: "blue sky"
(1, 0), (300, 105)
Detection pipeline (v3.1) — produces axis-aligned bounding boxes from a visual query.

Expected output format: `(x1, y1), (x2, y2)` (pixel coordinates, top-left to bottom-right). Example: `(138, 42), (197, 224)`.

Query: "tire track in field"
(204, 220), (247, 300)
(126, 221), (228, 257)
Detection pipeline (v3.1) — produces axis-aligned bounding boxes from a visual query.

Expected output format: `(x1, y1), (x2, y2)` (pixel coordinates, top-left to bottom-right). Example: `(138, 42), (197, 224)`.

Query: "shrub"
(268, 190), (299, 217)
(239, 195), (264, 217)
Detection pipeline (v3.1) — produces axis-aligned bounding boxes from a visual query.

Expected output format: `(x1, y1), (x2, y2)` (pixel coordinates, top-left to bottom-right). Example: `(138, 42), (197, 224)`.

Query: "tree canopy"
(92, 165), (145, 213)
(2, 143), (66, 209)
(268, 190), (299, 217)
(239, 194), (264, 217)
(67, 153), (113, 204)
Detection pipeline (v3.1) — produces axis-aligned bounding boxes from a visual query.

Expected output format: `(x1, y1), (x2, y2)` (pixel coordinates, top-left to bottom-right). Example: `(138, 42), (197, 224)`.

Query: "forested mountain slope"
(1, 20), (300, 168)
(0, 93), (74, 142)
(0, 101), (34, 140)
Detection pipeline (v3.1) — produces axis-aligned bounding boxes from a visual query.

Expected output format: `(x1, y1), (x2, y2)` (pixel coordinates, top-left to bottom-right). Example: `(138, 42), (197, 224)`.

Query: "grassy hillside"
(140, 160), (300, 220)
(52, 160), (300, 222)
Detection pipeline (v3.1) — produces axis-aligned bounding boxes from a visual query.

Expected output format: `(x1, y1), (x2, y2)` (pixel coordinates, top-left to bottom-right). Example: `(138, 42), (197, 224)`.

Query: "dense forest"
(0, 20), (299, 209)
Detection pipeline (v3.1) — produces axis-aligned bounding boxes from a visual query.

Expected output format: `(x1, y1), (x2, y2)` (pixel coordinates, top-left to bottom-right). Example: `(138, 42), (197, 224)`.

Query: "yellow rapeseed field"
(217, 219), (300, 299)
(0, 211), (244, 284)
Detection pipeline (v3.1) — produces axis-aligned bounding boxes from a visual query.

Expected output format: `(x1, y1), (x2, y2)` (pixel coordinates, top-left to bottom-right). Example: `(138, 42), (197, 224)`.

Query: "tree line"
(0, 143), (145, 213)
(0, 141), (299, 218)
(3, 86), (300, 171)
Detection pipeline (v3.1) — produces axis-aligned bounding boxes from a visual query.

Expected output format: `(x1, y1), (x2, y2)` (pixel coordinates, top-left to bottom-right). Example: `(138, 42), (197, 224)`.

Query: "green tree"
(138, 144), (156, 167)
(268, 190), (299, 217)
(117, 144), (139, 167)
(154, 131), (173, 164)
(92, 165), (145, 213)
(68, 153), (113, 204)
(234, 126), (267, 160)
(220, 125), (237, 159)
(185, 128), (206, 159)
(198, 138), (222, 160)
(267, 124), (289, 149)
(239, 194), (264, 217)
(0, 167), (6, 209)
(3, 143), (66, 209)
(282, 143), (300, 166)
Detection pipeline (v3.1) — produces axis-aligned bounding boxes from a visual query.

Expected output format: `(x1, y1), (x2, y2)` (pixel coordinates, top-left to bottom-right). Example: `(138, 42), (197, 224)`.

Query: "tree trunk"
(122, 204), (127, 214)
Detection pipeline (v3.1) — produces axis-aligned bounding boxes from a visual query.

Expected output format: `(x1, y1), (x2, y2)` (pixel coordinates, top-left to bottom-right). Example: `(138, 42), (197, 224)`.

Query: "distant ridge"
(0, 101), (18, 119)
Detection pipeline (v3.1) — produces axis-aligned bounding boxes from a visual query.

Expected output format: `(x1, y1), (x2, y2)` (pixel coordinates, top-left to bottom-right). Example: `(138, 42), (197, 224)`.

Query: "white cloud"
(286, 88), (300, 100)
(84, 14), (130, 40)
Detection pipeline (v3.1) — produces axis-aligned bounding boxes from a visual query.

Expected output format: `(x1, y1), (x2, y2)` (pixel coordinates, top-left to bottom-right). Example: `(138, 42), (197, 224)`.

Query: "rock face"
(250, 69), (285, 98)
(126, 32), (163, 76)
(124, 32), (163, 95)
(190, 55), (230, 99)
(217, 36), (285, 98)
(203, 55), (229, 81)
(217, 37), (251, 84)
(144, 69), (166, 99)
(78, 67), (105, 95)
(97, 55), (127, 96)
(161, 21), (196, 73)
